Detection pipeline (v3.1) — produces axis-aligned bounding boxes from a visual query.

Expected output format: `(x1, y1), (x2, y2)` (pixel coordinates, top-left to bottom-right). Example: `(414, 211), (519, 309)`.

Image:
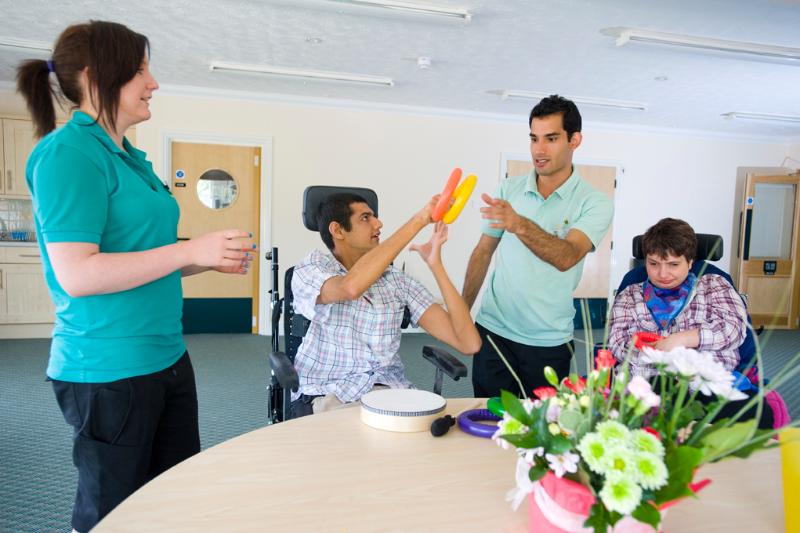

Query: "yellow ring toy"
(442, 174), (477, 224)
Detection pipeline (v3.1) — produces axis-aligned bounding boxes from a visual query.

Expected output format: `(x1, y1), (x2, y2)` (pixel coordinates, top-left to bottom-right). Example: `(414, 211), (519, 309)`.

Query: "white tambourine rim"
(360, 389), (446, 417)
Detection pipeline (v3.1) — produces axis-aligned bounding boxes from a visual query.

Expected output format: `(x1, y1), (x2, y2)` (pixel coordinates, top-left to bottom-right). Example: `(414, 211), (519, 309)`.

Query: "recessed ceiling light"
(416, 56), (432, 69)
(321, 0), (471, 22)
(305, 37), (323, 44)
(601, 27), (800, 61)
(721, 111), (800, 123)
(0, 36), (52, 53)
(209, 61), (394, 87)
(654, 75), (668, 81)
(500, 90), (647, 112)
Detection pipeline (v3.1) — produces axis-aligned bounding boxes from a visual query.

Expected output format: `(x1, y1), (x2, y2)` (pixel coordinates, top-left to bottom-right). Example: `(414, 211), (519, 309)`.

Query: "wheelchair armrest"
(269, 351), (299, 392)
(422, 345), (468, 381)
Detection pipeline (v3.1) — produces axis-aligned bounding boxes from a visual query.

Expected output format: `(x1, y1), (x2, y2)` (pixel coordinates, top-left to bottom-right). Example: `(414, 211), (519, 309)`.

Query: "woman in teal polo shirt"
(16, 21), (254, 532)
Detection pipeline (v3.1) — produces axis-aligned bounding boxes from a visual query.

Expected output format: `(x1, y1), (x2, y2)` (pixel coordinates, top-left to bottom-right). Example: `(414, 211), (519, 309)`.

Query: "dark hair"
(529, 95), (582, 140)
(641, 218), (698, 262)
(317, 193), (370, 251)
(16, 20), (149, 138)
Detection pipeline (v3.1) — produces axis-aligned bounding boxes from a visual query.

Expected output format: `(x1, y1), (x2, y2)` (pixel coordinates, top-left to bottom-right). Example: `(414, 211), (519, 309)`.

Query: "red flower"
(532, 386), (558, 400)
(643, 426), (661, 439)
(594, 349), (615, 370)
(561, 376), (586, 394)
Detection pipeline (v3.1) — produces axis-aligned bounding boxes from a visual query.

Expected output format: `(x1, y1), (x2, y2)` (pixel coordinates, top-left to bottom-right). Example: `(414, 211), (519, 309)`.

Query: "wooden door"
(505, 160), (616, 298)
(2, 119), (37, 197)
(737, 173), (800, 329)
(171, 142), (261, 333)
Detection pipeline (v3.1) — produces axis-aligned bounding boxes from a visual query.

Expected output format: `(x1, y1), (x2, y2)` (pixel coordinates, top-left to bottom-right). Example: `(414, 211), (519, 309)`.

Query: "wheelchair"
(611, 232), (789, 428)
(265, 186), (468, 424)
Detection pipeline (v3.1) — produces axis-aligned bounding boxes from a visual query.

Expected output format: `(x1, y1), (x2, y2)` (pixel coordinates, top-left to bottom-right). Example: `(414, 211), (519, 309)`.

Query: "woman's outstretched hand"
(184, 229), (255, 274)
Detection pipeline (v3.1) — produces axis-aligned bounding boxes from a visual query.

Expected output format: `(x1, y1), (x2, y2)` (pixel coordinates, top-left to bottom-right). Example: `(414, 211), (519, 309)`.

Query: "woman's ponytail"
(16, 59), (57, 138)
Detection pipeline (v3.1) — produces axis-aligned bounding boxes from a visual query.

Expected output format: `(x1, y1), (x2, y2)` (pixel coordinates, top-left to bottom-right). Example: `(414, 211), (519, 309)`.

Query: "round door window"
(196, 169), (238, 210)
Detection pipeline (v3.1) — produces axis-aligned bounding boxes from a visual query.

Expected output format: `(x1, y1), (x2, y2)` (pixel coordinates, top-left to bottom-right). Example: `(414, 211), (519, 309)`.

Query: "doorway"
(171, 141), (262, 333)
(736, 172), (800, 329)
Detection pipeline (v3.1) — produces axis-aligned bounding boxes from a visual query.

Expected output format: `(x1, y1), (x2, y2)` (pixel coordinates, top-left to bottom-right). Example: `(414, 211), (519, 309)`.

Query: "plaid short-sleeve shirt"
(291, 250), (436, 403)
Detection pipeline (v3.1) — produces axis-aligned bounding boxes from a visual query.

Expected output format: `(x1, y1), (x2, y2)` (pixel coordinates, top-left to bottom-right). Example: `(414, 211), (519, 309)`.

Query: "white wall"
(3, 88), (798, 308)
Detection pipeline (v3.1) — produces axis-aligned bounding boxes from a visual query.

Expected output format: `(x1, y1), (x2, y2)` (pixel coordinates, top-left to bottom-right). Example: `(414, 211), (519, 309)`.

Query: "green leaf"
(548, 434), (572, 455)
(584, 502), (611, 533)
(544, 366), (559, 386)
(529, 463), (547, 481)
(631, 502), (661, 530)
(557, 409), (584, 432)
(729, 431), (779, 460)
(502, 433), (543, 449)
(700, 420), (757, 462)
(500, 390), (532, 426)
(654, 446), (703, 503)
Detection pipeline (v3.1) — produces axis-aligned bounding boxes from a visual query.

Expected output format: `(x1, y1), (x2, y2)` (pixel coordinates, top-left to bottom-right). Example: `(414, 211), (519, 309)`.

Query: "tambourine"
(360, 389), (446, 433)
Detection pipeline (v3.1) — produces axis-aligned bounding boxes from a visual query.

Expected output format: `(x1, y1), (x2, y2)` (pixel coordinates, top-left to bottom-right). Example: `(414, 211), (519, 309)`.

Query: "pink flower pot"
(528, 472), (662, 532)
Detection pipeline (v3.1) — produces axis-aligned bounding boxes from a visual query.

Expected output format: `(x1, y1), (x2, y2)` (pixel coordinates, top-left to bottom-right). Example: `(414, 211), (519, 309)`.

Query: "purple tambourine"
(457, 409), (502, 438)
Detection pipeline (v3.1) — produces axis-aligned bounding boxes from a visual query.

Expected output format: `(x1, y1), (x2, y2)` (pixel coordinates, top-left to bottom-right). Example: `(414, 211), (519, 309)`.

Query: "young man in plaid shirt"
(289, 193), (481, 418)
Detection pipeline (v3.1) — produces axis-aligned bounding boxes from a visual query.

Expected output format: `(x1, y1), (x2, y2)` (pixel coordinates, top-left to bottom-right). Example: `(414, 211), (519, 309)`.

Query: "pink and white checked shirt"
(291, 250), (435, 403)
(607, 274), (747, 378)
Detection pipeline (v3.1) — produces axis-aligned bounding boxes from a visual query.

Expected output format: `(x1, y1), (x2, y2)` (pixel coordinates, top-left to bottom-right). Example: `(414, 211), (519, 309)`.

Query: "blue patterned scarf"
(643, 273), (697, 331)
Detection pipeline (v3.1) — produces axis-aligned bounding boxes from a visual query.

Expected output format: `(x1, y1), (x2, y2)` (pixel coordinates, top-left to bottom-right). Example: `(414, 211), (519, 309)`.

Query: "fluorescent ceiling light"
(0, 36), (52, 52)
(322, 0), (471, 22)
(721, 112), (800, 124)
(209, 61), (394, 87)
(500, 90), (647, 112)
(601, 27), (800, 61)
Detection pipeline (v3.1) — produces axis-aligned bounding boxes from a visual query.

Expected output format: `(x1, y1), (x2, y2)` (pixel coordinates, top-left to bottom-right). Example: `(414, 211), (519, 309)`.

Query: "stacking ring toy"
(432, 168), (462, 222)
(633, 331), (663, 350)
(431, 168), (478, 224)
(457, 408), (501, 438)
(487, 397), (505, 418)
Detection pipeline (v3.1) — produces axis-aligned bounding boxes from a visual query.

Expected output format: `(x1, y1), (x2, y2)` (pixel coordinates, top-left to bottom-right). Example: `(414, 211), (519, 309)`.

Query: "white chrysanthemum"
(577, 432), (609, 474)
(491, 414), (528, 449)
(666, 347), (700, 377)
(630, 430), (665, 457)
(600, 472), (643, 515)
(640, 346), (669, 365)
(602, 447), (635, 476)
(596, 420), (631, 444)
(631, 452), (668, 490)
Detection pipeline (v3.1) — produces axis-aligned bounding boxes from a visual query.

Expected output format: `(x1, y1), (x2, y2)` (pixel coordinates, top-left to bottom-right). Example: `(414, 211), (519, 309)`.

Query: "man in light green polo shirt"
(462, 95), (613, 397)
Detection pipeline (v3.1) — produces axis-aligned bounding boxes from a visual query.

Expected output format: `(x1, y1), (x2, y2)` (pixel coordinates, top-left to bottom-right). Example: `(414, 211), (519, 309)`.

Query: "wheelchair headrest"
(302, 186), (379, 231)
(632, 233), (723, 261)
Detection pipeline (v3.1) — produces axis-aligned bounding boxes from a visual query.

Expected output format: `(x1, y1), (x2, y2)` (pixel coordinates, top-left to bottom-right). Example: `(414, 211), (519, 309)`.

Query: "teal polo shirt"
(476, 169), (613, 346)
(26, 111), (185, 382)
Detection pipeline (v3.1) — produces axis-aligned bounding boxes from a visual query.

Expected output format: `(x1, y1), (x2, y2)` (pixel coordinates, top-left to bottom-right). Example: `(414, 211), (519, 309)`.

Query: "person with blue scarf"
(607, 218), (773, 428)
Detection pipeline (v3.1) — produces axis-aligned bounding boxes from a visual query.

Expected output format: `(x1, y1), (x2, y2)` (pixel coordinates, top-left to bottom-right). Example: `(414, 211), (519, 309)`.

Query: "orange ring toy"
(432, 168), (462, 222)
(442, 174), (477, 224)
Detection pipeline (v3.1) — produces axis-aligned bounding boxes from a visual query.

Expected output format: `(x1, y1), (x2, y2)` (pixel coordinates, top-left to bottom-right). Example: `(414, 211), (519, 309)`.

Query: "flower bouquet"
(493, 345), (796, 533)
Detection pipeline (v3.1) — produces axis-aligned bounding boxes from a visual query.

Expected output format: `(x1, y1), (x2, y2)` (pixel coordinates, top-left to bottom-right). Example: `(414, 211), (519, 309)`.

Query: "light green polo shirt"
(476, 168), (613, 346)
(26, 111), (185, 382)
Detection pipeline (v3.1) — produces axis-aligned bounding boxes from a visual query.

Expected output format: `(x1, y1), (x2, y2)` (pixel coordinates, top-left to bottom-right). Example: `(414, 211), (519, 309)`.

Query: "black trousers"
(472, 322), (573, 398)
(52, 351), (200, 533)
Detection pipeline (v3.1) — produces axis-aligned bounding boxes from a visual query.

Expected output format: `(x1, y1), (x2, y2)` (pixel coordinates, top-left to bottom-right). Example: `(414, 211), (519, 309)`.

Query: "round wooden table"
(95, 398), (785, 532)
